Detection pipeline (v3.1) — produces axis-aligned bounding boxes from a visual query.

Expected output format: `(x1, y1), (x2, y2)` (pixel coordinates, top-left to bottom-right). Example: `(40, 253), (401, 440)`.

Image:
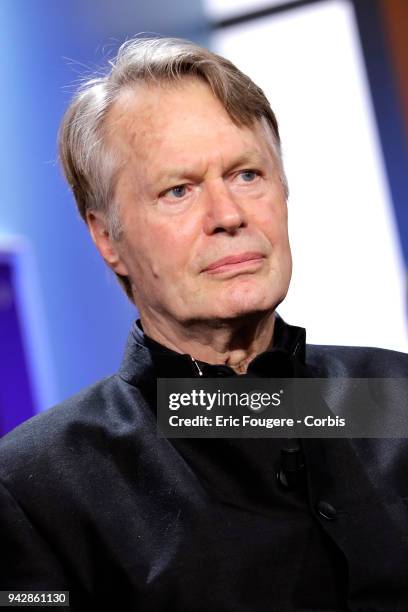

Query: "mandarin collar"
(118, 313), (307, 385)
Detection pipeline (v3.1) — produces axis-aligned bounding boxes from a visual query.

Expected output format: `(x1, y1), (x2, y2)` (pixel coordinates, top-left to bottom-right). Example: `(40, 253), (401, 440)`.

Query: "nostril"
(213, 225), (240, 235)
(213, 218), (246, 234)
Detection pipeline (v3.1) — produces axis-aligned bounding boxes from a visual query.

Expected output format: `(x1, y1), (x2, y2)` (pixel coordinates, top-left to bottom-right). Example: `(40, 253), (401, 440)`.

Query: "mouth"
(203, 252), (265, 275)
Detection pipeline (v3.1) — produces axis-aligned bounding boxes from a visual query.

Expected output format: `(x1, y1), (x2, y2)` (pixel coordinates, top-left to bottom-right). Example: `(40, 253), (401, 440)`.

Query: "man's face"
(105, 78), (292, 326)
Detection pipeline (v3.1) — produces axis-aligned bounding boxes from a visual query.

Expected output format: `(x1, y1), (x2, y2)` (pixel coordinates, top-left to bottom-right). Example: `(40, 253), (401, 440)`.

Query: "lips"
(203, 252), (264, 273)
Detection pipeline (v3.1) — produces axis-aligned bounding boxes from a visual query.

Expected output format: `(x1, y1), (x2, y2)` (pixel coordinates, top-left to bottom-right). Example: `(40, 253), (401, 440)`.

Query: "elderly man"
(1, 37), (407, 611)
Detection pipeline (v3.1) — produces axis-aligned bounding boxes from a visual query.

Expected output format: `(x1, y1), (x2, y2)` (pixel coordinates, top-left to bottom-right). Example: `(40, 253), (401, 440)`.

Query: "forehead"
(105, 78), (274, 169)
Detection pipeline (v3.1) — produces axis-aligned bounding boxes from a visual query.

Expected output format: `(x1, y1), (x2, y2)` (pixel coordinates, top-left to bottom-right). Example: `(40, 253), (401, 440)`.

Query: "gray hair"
(59, 36), (288, 300)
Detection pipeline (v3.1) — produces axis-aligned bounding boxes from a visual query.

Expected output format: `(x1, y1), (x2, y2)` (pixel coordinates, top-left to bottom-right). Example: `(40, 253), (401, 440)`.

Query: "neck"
(140, 310), (276, 374)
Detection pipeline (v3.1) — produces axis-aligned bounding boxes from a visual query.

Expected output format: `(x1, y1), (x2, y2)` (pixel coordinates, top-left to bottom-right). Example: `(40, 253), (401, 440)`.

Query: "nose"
(202, 180), (246, 235)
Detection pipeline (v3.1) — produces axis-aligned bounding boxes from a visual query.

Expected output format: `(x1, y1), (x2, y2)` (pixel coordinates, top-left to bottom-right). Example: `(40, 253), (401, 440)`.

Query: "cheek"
(254, 199), (289, 243)
(141, 221), (196, 279)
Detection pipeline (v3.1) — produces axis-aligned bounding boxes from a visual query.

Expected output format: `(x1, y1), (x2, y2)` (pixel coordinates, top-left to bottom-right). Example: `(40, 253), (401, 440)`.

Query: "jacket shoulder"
(0, 374), (142, 485)
(306, 343), (408, 377)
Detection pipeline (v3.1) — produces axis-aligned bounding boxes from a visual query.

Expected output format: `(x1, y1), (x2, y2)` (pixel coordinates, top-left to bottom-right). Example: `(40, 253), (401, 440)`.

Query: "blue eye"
(168, 185), (186, 198)
(240, 170), (258, 182)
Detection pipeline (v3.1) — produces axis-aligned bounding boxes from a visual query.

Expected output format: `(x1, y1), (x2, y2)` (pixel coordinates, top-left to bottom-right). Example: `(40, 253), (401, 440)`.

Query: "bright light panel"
(204, 0), (295, 20)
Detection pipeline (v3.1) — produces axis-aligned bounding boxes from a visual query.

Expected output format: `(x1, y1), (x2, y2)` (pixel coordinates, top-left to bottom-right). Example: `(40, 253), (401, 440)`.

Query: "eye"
(163, 184), (187, 199)
(238, 169), (260, 183)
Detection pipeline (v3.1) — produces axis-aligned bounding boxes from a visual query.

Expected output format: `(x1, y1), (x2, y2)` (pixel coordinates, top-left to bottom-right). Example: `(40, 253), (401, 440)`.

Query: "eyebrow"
(155, 150), (272, 186)
(225, 150), (271, 170)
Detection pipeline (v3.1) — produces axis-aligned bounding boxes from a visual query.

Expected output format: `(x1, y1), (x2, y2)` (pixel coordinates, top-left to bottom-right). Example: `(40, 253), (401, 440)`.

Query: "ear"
(86, 210), (129, 276)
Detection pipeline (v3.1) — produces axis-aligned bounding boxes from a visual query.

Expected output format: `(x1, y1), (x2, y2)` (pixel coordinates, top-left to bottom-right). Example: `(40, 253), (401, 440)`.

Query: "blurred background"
(1, 0), (407, 435)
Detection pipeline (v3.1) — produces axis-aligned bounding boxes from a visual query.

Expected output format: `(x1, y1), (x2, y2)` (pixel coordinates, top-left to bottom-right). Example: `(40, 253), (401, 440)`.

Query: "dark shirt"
(132, 315), (348, 610)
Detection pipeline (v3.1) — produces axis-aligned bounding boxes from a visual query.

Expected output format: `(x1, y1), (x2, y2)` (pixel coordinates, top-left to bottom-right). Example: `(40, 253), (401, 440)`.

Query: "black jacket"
(0, 317), (407, 611)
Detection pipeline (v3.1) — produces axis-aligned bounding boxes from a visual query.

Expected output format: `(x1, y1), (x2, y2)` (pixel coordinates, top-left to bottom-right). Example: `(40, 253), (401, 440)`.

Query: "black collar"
(118, 314), (307, 385)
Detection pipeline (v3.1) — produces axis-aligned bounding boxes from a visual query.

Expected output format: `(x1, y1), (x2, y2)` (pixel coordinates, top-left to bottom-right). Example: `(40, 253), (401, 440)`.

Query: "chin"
(214, 288), (281, 320)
